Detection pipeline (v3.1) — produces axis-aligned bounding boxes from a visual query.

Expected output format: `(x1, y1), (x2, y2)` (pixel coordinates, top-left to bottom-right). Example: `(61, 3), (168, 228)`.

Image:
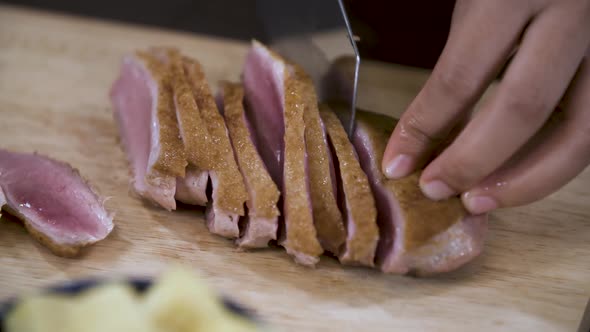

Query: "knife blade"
(255, 0), (360, 136)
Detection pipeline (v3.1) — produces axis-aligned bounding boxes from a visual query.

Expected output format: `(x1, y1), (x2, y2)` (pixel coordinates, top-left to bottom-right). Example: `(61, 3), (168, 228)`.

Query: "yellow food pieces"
(144, 268), (258, 332)
(5, 268), (260, 332)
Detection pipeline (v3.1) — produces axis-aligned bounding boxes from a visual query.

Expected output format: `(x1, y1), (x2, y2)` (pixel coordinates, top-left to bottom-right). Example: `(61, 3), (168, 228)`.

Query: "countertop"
(0, 5), (589, 331)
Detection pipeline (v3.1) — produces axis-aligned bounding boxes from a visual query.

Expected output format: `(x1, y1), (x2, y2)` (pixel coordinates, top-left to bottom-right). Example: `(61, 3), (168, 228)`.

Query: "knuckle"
(400, 112), (443, 146)
(431, 63), (479, 104)
(502, 89), (550, 123)
(437, 155), (481, 191)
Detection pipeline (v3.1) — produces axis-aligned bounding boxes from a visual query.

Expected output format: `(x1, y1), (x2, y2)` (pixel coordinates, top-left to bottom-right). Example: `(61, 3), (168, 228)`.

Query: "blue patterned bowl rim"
(0, 278), (256, 331)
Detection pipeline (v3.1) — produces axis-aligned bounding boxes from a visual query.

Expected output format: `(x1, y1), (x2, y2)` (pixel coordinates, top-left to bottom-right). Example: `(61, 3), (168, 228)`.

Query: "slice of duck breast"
(336, 106), (488, 276)
(110, 51), (187, 211)
(155, 48), (211, 206)
(294, 67), (345, 254)
(243, 40), (323, 266)
(320, 105), (379, 267)
(0, 186), (5, 219)
(218, 81), (280, 248)
(175, 166), (209, 206)
(0, 150), (114, 257)
(183, 57), (248, 238)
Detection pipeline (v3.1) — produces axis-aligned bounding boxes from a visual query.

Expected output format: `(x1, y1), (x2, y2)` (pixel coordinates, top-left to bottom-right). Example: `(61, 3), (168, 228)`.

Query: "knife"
(255, 0), (360, 137)
(579, 298), (590, 332)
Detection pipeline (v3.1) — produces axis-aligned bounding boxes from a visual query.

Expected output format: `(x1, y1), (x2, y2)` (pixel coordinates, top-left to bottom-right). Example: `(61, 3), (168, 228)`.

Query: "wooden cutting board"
(0, 5), (589, 332)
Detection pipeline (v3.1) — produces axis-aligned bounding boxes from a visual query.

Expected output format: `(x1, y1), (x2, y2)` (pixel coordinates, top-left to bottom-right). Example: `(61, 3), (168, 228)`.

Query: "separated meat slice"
(320, 105), (378, 267)
(135, 51), (187, 185)
(337, 106), (488, 275)
(157, 48), (212, 206)
(241, 42), (284, 185)
(183, 57), (248, 238)
(218, 81), (280, 248)
(175, 167), (209, 206)
(0, 150), (114, 257)
(0, 186), (5, 219)
(243, 40), (322, 265)
(110, 51), (187, 210)
(382, 173), (487, 276)
(294, 67), (345, 254)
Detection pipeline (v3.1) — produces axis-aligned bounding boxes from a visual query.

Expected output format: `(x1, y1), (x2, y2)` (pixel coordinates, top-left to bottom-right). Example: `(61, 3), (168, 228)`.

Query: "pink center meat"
(242, 46), (286, 185)
(0, 150), (113, 248)
(110, 55), (176, 210)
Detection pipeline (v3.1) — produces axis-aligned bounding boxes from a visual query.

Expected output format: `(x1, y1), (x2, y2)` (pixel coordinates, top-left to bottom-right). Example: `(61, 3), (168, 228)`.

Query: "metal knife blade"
(255, 0), (360, 136)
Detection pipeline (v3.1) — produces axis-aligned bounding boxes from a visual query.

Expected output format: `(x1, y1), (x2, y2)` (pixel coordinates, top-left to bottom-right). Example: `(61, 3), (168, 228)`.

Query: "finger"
(462, 56), (590, 214)
(382, 0), (533, 179)
(431, 111), (471, 158)
(420, 2), (590, 200)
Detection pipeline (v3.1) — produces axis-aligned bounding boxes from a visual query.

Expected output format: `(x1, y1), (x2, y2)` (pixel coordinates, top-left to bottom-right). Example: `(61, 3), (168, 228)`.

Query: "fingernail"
(384, 154), (413, 179)
(421, 180), (455, 200)
(463, 195), (498, 214)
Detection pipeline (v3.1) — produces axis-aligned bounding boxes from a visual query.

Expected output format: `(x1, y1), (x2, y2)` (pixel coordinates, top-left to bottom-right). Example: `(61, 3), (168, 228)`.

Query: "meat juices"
(0, 150), (114, 257)
(320, 105), (379, 267)
(294, 67), (345, 254)
(346, 109), (488, 275)
(110, 51), (187, 211)
(243, 41), (323, 265)
(183, 57), (248, 238)
(218, 81), (280, 248)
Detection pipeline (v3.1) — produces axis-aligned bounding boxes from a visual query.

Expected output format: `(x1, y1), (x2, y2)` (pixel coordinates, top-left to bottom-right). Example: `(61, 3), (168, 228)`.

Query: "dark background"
(1, 0), (455, 69)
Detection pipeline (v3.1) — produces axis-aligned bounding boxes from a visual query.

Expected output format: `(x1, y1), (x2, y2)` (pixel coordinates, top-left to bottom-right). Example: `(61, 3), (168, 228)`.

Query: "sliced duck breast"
(175, 167), (209, 206)
(320, 105), (379, 266)
(154, 48), (211, 206)
(0, 149), (114, 257)
(183, 57), (248, 238)
(337, 106), (488, 276)
(243, 40), (323, 266)
(110, 51), (187, 210)
(218, 81), (280, 248)
(294, 67), (345, 254)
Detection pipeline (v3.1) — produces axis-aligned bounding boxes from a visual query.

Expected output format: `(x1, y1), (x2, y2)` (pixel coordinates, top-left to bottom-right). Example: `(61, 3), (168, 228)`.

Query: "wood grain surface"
(0, 5), (589, 332)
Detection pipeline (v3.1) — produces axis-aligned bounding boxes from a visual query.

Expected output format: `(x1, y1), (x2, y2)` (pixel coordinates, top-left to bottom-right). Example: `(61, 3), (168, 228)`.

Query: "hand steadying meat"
(382, 0), (590, 214)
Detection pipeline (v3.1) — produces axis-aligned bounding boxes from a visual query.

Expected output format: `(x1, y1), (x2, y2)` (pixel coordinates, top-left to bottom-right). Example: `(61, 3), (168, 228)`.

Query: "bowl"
(0, 278), (257, 331)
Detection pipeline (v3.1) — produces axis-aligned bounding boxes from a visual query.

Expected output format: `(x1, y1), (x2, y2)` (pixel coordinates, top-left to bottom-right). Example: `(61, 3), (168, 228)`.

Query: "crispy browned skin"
(387, 173), (466, 250)
(349, 109), (396, 178)
(352, 109), (467, 249)
(183, 57), (247, 216)
(3, 204), (80, 257)
(221, 81), (280, 219)
(166, 50), (213, 171)
(320, 105), (378, 266)
(292, 67), (345, 254)
(135, 51), (187, 178)
(282, 71), (324, 262)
